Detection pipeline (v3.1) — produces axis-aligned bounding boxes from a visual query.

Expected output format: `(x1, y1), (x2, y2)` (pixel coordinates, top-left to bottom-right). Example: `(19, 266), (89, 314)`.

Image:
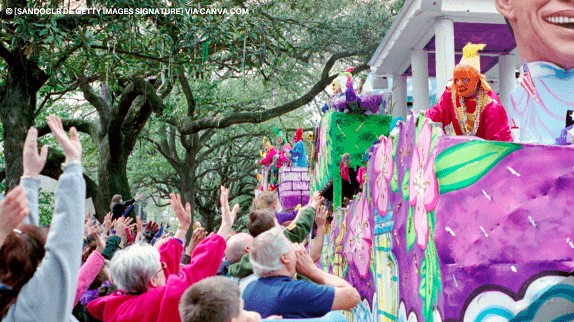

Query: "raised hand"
(103, 212), (113, 235)
(46, 114), (82, 164)
(219, 186), (239, 227)
(169, 193), (192, 230)
(22, 127), (48, 177)
(315, 204), (327, 228)
(0, 186), (29, 246)
(87, 221), (105, 253)
(84, 219), (92, 238)
(113, 217), (134, 238)
(187, 227), (208, 255)
(93, 229), (105, 253)
(308, 191), (324, 209)
(144, 221), (159, 242)
(293, 242), (317, 276)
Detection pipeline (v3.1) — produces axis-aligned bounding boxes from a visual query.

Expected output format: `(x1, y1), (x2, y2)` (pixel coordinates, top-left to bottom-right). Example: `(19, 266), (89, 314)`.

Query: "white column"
(498, 54), (516, 110)
(392, 75), (407, 119)
(435, 17), (455, 97)
(411, 49), (430, 113)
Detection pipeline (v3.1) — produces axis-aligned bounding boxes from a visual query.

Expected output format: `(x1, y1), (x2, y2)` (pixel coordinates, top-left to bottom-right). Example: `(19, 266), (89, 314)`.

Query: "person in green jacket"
(228, 192), (324, 279)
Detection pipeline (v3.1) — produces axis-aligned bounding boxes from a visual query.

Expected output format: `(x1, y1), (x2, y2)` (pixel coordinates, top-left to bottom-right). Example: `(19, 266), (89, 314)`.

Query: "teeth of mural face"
(545, 16), (574, 23)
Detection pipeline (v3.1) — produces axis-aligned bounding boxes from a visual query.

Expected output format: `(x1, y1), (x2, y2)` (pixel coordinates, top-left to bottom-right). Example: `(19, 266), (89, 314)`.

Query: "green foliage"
(0, 0), (404, 225)
(38, 190), (55, 226)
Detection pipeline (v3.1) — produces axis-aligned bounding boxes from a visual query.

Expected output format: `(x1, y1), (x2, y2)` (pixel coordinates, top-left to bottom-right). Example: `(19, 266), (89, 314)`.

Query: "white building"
(369, 0), (520, 118)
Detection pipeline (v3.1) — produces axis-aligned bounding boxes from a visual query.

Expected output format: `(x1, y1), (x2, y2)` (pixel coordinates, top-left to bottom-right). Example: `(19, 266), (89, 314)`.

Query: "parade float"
(257, 128), (312, 212)
(313, 109), (574, 321)
(307, 1), (574, 321)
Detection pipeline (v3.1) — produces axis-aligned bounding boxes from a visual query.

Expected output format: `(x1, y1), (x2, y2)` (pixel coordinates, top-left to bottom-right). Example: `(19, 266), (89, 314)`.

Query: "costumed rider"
(286, 128), (308, 167)
(274, 127), (291, 168)
(258, 137), (279, 190)
(425, 43), (513, 142)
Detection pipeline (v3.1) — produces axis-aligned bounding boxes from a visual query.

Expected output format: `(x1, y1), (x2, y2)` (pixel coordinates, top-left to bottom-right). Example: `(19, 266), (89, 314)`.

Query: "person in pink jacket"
(426, 43), (512, 142)
(87, 187), (239, 322)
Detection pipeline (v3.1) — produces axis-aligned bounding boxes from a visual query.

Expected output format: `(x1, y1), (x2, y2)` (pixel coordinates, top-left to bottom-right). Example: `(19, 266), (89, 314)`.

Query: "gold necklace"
(453, 90), (489, 136)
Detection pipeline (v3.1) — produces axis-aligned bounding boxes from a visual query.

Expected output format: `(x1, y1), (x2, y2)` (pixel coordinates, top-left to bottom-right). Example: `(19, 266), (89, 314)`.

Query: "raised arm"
(217, 186), (239, 241)
(294, 243), (360, 311)
(169, 193), (192, 244)
(5, 115), (85, 321)
(284, 192), (323, 243)
(309, 204), (327, 263)
(167, 186), (238, 292)
(20, 127), (48, 225)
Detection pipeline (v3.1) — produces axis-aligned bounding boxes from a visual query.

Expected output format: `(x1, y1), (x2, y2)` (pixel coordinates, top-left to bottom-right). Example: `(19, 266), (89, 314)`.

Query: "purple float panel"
(433, 139), (574, 320)
(292, 181), (309, 191)
(280, 182), (292, 191)
(281, 170), (301, 182)
(388, 114), (574, 320)
(279, 191), (307, 209)
(278, 167), (310, 209)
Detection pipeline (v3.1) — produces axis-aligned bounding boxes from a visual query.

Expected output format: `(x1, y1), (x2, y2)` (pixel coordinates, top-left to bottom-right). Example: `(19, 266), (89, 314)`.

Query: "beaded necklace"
(453, 90), (489, 136)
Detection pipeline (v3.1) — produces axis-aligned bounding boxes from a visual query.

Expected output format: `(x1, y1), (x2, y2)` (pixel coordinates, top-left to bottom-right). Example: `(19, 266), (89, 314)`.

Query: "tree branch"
(131, 77), (167, 115)
(89, 45), (171, 63)
(36, 118), (95, 137)
(78, 75), (111, 127)
(178, 68), (196, 118)
(197, 132), (264, 163)
(180, 60), (369, 134)
(144, 137), (182, 170)
(198, 129), (214, 147)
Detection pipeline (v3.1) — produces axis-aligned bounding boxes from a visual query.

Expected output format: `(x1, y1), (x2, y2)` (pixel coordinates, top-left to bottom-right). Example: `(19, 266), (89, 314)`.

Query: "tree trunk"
(180, 167), (196, 243)
(180, 133), (201, 243)
(94, 137), (132, 220)
(0, 60), (39, 191)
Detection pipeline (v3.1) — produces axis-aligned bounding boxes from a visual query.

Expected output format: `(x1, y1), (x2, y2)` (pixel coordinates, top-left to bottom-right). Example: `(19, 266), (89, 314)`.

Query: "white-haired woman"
(87, 187), (238, 322)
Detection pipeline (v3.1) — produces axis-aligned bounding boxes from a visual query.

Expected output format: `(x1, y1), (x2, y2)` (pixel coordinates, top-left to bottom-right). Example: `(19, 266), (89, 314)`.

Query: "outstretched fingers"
(46, 115), (82, 163)
(169, 193), (191, 227)
(23, 127), (49, 177)
(219, 186), (236, 226)
(219, 186), (230, 213)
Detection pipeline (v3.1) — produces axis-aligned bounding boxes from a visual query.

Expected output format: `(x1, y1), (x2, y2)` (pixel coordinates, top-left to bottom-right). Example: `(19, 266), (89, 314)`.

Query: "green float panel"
(310, 111), (391, 208)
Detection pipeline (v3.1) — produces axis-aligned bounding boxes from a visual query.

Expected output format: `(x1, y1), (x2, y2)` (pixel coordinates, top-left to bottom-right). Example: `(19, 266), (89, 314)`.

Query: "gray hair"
(110, 243), (159, 294)
(249, 227), (290, 277)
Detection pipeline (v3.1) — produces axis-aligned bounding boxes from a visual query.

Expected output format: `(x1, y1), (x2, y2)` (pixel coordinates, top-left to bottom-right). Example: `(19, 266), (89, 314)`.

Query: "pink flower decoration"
(374, 136), (394, 215)
(356, 166), (367, 187)
(408, 120), (439, 249)
(345, 193), (372, 278)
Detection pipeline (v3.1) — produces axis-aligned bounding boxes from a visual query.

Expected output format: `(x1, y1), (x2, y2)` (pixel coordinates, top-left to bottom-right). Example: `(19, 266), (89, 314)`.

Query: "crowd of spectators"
(0, 115), (360, 322)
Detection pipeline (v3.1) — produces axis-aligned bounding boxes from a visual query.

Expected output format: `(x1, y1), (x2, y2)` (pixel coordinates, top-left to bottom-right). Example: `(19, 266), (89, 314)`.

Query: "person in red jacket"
(87, 187), (239, 322)
(426, 43), (513, 142)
